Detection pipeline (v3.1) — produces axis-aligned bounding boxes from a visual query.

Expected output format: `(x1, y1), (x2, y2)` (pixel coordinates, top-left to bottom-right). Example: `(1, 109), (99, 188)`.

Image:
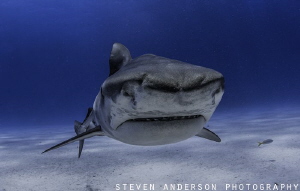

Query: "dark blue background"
(1, 0), (299, 127)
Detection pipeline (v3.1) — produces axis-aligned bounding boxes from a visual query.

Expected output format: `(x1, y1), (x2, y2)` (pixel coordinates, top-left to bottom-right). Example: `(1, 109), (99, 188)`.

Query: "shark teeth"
(128, 115), (201, 122)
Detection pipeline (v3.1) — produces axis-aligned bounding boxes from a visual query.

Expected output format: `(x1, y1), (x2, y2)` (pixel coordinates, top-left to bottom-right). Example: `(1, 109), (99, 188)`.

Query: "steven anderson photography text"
(115, 183), (299, 191)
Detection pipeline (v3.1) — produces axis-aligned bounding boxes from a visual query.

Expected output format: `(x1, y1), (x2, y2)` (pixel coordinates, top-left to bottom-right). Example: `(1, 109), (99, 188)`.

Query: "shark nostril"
(121, 81), (141, 98)
(121, 85), (135, 97)
(121, 87), (137, 106)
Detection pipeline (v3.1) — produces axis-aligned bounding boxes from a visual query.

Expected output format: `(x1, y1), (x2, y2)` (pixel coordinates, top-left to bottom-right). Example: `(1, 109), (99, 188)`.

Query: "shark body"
(43, 43), (225, 157)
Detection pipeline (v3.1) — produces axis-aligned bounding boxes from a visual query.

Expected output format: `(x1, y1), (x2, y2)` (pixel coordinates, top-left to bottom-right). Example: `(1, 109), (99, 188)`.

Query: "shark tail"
(42, 126), (104, 155)
(258, 142), (263, 147)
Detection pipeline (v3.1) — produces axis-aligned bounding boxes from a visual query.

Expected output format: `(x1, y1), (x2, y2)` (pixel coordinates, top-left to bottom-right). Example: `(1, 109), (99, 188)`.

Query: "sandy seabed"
(1, 107), (299, 191)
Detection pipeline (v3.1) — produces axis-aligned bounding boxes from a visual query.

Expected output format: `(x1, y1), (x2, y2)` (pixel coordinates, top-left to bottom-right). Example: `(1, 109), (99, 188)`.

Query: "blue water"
(1, 2), (300, 190)
(1, 1), (299, 125)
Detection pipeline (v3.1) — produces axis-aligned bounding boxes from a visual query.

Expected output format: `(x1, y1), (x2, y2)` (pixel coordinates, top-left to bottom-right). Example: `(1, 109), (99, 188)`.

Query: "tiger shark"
(43, 43), (225, 158)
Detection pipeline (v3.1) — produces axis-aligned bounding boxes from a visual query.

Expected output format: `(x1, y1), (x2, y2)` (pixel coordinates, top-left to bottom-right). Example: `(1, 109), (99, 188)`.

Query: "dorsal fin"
(109, 43), (132, 76)
(82, 107), (93, 124)
(84, 108), (93, 120)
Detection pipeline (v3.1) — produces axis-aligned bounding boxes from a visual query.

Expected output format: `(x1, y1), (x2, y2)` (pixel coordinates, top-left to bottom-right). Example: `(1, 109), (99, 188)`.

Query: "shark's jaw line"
(128, 115), (202, 122)
(114, 114), (204, 130)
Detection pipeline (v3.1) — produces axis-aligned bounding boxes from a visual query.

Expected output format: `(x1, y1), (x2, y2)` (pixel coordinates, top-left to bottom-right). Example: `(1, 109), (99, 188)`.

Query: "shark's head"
(94, 43), (224, 145)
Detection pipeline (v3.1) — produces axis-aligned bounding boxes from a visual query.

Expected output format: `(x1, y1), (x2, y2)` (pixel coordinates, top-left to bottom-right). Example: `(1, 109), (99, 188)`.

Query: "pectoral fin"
(42, 126), (104, 155)
(196, 127), (221, 142)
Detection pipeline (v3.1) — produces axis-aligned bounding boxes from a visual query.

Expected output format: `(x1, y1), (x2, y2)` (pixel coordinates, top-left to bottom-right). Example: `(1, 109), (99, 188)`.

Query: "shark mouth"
(128, 115), (202, 122)
(113, 115), (208, 145)
(112, 114), (206, 130)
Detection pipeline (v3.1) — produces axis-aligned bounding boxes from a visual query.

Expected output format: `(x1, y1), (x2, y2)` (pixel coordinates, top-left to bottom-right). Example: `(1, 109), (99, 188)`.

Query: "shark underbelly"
(105, 116), (206, 146)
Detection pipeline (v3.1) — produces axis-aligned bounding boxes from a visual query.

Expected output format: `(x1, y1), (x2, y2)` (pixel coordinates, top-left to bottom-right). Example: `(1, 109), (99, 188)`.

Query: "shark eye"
(214, 87), (221, 94)
(211, 88), (219, 98)
(123, 91), (130, 97)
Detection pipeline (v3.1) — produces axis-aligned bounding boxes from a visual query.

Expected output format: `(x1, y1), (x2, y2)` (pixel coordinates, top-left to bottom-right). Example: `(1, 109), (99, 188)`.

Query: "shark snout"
(141, 62), (224, 93)
(120, 65), (225, 109)
(101, 53), (225, 130)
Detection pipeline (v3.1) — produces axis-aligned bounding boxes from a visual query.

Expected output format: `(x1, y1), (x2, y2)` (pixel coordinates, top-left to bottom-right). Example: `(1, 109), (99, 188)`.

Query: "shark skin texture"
(42, 43), (225, 158)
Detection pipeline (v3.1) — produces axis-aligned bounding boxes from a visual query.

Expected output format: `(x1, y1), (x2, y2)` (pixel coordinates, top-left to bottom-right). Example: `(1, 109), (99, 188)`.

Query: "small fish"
(258, 139), (273, 147)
